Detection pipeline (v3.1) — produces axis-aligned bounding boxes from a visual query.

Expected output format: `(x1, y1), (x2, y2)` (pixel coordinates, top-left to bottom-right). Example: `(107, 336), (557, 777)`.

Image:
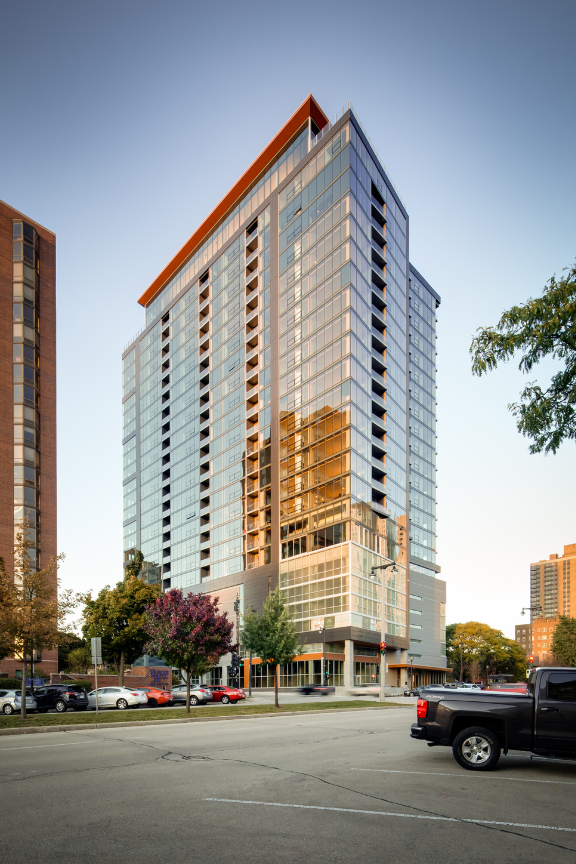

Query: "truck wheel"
(453, 726), (501, 771)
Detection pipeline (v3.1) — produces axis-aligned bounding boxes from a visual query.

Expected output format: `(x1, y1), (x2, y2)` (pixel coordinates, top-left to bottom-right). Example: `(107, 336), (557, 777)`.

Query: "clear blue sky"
(2, 0), (575, 637)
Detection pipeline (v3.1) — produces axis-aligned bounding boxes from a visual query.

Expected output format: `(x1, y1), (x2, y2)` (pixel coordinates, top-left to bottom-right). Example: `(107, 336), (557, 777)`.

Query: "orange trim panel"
(138, 94), (329, 308)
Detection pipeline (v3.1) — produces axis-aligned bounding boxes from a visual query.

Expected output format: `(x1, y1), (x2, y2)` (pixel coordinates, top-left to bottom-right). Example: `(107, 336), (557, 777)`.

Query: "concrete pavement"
(2, 706), (575, 863)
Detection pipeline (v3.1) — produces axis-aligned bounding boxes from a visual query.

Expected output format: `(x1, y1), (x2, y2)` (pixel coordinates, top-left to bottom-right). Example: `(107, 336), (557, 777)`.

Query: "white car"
(0, 688), (37, 715)
(87, 687), (147, 710)
(455, 683), (483, 690)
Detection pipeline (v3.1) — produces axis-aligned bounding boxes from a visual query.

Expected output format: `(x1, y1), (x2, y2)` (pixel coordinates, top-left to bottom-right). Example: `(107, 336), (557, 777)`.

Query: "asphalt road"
(2, 706), (576, 863)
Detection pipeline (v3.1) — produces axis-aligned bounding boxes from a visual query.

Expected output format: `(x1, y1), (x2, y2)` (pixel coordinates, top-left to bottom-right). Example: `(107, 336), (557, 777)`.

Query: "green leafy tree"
(144, 589), (235, 713)
(551, 616), (576, 666)
(66, 645), (92, 674)
(81, 576), (161, 685)
(125, 550), (144, 579)
(58, 634), (86, 670)
(470, 261), (576, 453)
(447, 621), (526, 683)
(0, 522), (74, 718)
(241, 589), (299, 708)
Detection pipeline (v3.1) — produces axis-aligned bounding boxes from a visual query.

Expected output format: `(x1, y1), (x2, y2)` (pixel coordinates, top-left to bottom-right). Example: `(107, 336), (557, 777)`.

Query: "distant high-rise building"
(0, 200), (57, 676)
(524, 542), (576, 661)
(122, 96), (447, 689)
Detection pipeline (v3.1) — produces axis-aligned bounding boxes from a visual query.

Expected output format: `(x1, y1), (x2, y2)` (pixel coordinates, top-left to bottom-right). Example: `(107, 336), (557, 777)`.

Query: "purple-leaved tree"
(144, 590), (234, 713)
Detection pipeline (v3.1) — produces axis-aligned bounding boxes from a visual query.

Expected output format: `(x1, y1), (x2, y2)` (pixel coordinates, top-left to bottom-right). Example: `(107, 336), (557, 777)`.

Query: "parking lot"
(2, 705), (575, 863)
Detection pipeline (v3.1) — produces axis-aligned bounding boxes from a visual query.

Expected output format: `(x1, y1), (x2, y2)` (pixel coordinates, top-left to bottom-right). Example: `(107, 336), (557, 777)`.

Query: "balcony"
(246, 345), (258, 364)
(246, 287), (258, 309)
(246, 518), (259, 533)
(246, 459), (259, 477)
(247, 403), (259, 419)
(246, 268), (258, 289)
(371, 500), (391, 517)
(372, 413), (386, 435)
(246, 478), (259, 495)
(246, 539), (259, 552)
(246, 384), (258, 403)
(372, 392), (386, 413)
(245, 249), (258, 269)
(372, 218), (386, 246)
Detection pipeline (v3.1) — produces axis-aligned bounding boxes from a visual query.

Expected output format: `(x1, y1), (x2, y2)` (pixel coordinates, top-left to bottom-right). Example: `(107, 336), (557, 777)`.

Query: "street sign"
(311, 617), (324, 631)
(91, 637), (102, 665)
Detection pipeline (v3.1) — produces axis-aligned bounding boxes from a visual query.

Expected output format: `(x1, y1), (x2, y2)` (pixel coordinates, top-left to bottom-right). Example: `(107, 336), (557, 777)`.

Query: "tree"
(144, 590), (234, 713)
(0, 522), (74, 719)
(470, 261), (576, 454)
(241, 589), (299, 708)
(58, 634), (86, 670)
(81, 576), (161, 685)
(125, 550), (144, 579)
(447, 621), (526, 684)
(551, 616), (576, 666)
(66, 645), (92, 674)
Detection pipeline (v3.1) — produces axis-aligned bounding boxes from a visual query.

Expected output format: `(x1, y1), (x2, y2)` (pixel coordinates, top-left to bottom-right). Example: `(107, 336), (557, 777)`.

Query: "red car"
(203, 685), (245, 704)
(136, 687), (174, 707)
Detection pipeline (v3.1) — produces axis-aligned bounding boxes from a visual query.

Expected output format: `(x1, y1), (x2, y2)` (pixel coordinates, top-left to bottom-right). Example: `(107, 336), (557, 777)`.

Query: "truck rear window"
(548, 673), (576, 701)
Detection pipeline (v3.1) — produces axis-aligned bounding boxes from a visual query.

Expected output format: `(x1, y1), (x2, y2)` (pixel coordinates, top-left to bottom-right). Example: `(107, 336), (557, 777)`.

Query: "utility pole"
(370, 562), (398, 703)
(319, 625), (326, 685)
(520, 604), (543, 658)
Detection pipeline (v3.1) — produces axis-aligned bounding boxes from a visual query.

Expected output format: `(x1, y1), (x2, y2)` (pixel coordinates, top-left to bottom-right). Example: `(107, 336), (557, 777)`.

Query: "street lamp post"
(319, 625), (325, 686)
(520, 604), (543, 658)
(370, 562), (398, 703)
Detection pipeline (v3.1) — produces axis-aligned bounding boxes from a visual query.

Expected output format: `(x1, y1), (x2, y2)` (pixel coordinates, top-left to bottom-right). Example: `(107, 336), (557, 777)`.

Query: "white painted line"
(0, 740), (100, 751)
(352, 768), (576, 786)
(204, 799), (576, 832)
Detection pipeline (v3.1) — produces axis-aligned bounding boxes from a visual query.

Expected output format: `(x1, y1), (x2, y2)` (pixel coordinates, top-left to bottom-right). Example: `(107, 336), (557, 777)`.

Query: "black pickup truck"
(410, 667), (576, 771)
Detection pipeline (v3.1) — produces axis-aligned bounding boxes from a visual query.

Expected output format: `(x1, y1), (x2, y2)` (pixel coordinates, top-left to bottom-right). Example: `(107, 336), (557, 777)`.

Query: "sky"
(1, 0), (575, 639)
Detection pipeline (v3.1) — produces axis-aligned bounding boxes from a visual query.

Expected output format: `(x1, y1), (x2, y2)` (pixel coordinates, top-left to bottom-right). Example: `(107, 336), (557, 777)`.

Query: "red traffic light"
(528, 655), (534, 664)
(379, 641), (386, 654)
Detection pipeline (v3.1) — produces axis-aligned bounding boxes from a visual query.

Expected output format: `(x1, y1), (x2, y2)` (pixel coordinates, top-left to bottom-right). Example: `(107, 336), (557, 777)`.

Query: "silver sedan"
(170, 685), (213, 706)
(87, 687), (147, 710)
(0, 689), (37, 715)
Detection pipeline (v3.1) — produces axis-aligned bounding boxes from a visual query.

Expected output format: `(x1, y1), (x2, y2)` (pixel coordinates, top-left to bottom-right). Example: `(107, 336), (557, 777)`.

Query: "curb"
(0, 704), (408, 737)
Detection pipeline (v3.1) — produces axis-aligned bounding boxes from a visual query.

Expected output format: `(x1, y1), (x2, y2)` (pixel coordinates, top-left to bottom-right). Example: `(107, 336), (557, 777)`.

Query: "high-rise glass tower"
(122, 97), (447, 689)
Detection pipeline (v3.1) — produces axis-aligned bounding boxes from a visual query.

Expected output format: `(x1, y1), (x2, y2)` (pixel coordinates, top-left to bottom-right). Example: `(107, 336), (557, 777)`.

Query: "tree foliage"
(470, 261), (576, 453)
(125, 550), (144, 579)
(66, 645), (93, 674)
(81, 576), (161, 685)
(144, 589), (235, 713)
(447, 621), (526, 682)
(241, 589), (299, 708)
(551, 616), (576, 666)
(0, 522), (73, 718)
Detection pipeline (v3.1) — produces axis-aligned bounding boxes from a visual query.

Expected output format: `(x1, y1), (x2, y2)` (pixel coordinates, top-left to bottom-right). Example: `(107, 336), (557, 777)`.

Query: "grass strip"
(0, 700), (406, 730)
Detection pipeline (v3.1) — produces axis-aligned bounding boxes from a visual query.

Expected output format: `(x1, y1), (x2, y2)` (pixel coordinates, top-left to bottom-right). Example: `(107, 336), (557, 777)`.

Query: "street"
(2, 706), (576, 862)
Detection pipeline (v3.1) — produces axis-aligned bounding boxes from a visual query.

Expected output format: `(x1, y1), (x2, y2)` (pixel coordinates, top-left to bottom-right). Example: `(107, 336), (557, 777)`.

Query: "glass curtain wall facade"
(122, 97), (446, 687)
(407, 266), (447, 668)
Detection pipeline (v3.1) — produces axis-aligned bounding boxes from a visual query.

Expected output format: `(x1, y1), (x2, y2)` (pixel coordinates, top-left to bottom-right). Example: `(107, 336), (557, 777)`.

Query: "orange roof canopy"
(138, 94), (329, 308)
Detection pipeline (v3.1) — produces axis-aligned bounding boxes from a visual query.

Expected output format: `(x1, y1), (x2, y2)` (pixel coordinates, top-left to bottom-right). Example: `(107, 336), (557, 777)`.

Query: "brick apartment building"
(0, 200), (57, 677)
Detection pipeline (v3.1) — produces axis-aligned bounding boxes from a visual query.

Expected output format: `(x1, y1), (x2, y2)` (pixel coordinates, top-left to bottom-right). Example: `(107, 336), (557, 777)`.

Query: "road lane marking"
(204, 798), (576, 832)
(351, 768), (576, 786)
(0, 740), (100, 751)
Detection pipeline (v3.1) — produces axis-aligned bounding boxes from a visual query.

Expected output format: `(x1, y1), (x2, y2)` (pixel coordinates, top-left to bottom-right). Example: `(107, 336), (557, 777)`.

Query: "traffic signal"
(528, 654), (534, 666)
(379, 641), (386, 654)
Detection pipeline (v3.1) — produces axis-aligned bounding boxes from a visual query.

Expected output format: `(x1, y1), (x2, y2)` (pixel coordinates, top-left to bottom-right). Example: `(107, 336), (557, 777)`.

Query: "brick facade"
(0, 200), (57, 676)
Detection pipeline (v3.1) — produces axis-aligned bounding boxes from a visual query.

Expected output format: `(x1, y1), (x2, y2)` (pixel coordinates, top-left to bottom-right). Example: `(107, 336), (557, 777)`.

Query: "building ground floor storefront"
(201, 640), (447, 692)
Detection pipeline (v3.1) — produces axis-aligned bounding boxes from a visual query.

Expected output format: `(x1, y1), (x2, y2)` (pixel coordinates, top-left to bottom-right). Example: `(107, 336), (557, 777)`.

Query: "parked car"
(133, 687), (174, 707)
(404, 684), (445, 697)
(170, 684), (213, 705)
(203, 685), (246, 704)
(34, 684), (89, 713)
(0, 689), (37, 715)
(87, 687), (147, 710)
(411, 666), (576, 771)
